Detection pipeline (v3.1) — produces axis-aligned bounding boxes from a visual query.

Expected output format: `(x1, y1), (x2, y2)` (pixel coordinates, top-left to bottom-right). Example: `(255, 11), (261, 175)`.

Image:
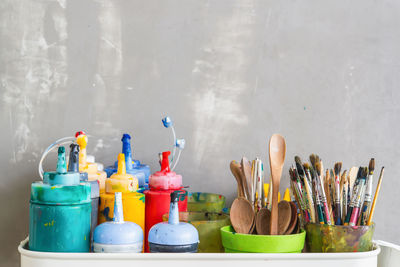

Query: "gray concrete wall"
(1, 0), (399, 265)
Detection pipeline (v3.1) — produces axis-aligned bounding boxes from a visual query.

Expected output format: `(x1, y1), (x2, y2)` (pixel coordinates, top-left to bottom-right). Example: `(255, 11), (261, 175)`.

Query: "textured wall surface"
(1, 0), (400, 265)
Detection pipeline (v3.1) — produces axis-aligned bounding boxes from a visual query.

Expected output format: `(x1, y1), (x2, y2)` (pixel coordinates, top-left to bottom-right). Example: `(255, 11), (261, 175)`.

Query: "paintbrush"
(340, 170), (347, 224)
(333, 162), (342, 225)
(349, 167), (368, 226)
(359, 159), (375, 225)
(295, 156), (316, 223)
(289, 168), (307, 222)
(367, 167), (384, 225)
(344, 167), (363, 225)
(324, 169), (334, 224)
(315, 160), (332, 225)
(347, 167), (359, 211)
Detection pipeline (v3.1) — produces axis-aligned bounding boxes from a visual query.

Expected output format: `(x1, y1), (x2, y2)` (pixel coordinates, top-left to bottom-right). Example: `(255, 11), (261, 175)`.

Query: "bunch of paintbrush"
(289, 155), (384, 226)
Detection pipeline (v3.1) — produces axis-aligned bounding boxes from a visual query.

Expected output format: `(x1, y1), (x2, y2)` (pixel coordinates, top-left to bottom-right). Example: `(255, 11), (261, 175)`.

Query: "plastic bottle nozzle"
(117, 153), (127, 175)
(121, 134), (133, 171)
(168, 191), (180, 225)
(161, 151), (171, 172)
(113, 192), (124, 223)
(56, 146), (67, 173)
(76, 132), (88, 167)
(68, 144), (80, 172)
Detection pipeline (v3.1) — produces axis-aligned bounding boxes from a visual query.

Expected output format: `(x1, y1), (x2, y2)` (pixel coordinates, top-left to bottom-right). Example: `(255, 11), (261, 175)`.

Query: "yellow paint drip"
(44, 220), (55, 227)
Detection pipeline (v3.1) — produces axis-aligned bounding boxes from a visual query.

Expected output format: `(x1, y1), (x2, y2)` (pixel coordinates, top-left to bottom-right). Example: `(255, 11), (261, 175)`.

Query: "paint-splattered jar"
(29, 147), (91, 252)
(149, 191), (198, 253)
(98, 153), (145, 236)
(104, 134), (150, 189)
(94, 192), (143, 253)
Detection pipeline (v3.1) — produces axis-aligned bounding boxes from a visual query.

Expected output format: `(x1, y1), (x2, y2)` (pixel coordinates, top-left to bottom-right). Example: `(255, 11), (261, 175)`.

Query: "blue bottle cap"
(93, 192), (143, 245)
(148, 191), (199, 246)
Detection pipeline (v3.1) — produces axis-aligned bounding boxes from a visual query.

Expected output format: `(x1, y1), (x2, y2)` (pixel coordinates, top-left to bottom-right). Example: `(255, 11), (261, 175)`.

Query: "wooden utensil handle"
(270, 184), (279, 235)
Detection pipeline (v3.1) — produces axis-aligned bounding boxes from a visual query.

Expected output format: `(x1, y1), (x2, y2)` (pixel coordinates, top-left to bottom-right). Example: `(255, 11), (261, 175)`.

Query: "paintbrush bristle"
(303, 162), (311, 171)
(315, 162), (322, 176)
(334, 162), (342, 176)
(363, 167), (369, 177)
(340, 170), (347, 185)
(309, 154), (317, 169)
(369, 158), (375, 174)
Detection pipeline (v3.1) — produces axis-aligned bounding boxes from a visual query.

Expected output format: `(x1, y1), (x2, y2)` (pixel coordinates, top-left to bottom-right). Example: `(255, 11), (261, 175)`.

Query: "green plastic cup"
(188, 192), (226, 212)
(305, 223), (375, 252)
(163, 212), (231, 252)
(220, 226), (306, 253)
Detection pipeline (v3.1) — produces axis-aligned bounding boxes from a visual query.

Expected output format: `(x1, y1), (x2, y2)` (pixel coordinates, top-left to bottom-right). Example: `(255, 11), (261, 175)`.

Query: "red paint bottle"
(144, 151), (187, 252)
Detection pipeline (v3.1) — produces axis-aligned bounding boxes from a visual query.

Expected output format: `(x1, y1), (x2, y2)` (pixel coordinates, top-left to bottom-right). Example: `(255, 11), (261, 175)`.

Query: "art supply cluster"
(289, 156), (383, 227)
(26, 125), (384, 255)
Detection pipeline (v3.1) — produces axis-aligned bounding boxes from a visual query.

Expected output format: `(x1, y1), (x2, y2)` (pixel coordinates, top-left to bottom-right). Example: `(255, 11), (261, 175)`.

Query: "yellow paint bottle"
(76, 131), (107, 192)
(98, 153), (145, 232)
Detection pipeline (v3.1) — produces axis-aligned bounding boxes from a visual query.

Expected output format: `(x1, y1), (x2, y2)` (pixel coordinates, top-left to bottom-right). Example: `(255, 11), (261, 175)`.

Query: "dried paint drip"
(29, 146), (91, 252)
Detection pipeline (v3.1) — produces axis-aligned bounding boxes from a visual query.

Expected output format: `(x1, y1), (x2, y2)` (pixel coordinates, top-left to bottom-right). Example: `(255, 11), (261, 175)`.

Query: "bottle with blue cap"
(148, 191), (199, 253)
(94, 192), (143, 253)
(69, 143), (100, 247)
(104, 134), (150, 190)
(29, 146), (91, 252)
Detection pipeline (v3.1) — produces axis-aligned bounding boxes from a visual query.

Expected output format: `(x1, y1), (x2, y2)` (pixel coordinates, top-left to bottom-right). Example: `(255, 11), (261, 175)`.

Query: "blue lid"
(43, 147), (80, 186)
(148, 191), (199, 246)
(68, 143), (89, 181)
(104, 133), (150, 186)
(93, 192), (143, 245)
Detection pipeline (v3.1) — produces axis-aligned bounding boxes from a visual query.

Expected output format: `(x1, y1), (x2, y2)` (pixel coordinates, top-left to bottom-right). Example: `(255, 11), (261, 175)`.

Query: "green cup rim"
(220, 225), (306, 238)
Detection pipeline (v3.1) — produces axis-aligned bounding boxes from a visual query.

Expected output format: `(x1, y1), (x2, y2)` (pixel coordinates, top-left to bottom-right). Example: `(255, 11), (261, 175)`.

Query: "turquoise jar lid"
(31, 146), (91, 205)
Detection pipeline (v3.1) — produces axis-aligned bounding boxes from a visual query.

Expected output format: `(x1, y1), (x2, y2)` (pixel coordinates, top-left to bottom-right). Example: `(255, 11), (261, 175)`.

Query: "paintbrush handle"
(359, 201), (371, 226)
(335, 202), (342, 225)
(367, 167), (384, 226)
(304, 177), (316, 223)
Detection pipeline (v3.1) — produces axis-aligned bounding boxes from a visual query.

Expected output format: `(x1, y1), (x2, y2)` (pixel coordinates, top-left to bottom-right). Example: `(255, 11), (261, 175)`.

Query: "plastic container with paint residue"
(187, 192), (226, 213)
(98, 153), (145, 235)
(144, 151), (188, 252)
(68, 143), (100, 247)
(76, 132), (107, 192)
(29, 146), (91, 252)
(104, 134), (150, 188)
(94, 192), (143, 253)
(163, 211), (230, 252)
(149, 191), (199, 253)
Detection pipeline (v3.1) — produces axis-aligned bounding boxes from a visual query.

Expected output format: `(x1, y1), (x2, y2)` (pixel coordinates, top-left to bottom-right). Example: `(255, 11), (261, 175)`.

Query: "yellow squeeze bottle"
(76, 132), (107, 192)
(98, 153), (145, 232)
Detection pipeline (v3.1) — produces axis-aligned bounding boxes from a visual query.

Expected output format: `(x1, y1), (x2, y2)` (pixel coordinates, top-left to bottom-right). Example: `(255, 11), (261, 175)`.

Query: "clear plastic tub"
(19, 237), (384, 267)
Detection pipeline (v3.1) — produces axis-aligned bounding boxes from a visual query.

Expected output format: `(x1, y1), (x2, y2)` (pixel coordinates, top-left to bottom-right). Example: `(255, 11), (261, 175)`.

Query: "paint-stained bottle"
(144, 151), (188, 252)
(68, 143), (100, 248)
(94, 192), (143, 253)
(76, 131), (107, 192)
(148, 191), (199, 253)
(98, 153), (145, 237)
(104, 134), (150, 190)
(29, 146), (91, 252)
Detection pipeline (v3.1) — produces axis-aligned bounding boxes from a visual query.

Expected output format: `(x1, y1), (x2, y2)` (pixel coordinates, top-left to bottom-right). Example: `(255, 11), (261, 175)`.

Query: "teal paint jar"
(29, 146), (92, 252)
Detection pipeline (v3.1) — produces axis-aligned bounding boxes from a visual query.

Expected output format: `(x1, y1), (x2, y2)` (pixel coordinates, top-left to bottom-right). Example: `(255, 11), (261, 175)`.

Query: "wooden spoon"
(285, 201), (298, 235)
(269, 134), (286, 235)
(256, 208), (271, 235)
(278, 200), (292, 234)
(230, 197), (254, 234)
(230, 161), (245, 198)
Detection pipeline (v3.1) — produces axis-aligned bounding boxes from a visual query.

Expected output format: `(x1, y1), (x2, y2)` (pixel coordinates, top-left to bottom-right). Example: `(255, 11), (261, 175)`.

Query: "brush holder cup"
(163, 211), (230, 252)
(187, 192), (226, 213)
(305, 223), (375, 252)
(220, 226), (306, 253)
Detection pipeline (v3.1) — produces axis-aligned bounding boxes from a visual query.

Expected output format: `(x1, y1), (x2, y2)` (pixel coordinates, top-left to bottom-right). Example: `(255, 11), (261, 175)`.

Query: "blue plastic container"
(148, 191), (199, 253)
(93, 192), (143, 253)
(104, 134), (150, 188)
(29, 146), (92, 252)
